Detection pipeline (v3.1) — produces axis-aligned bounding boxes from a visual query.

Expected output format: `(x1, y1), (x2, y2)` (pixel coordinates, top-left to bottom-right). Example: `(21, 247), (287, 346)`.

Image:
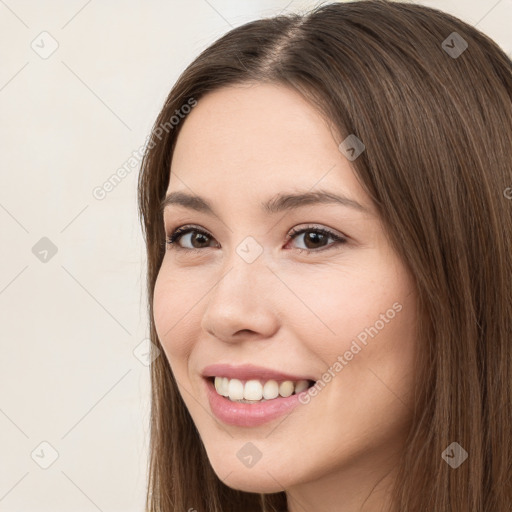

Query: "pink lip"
(201, 363), (314, 382)
(204, 378), (307, 427)
(201, 364), (315, 427)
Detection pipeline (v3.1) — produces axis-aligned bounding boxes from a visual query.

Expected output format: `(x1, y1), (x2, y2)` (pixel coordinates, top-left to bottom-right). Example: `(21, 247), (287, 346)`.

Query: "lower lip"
(204, 378), (306, 427)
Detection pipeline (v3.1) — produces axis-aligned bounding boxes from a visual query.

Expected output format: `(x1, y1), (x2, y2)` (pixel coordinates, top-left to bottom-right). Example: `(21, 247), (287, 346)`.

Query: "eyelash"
(164, 224), (347, 255)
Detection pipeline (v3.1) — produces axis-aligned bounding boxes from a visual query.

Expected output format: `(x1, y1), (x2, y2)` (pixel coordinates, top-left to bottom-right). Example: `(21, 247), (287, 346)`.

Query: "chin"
(215, 466), (287, 494)
(201, 444), (291, 492)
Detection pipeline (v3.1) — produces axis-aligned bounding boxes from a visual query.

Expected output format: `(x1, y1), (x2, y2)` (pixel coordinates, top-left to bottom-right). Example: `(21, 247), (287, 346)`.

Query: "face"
(153, 83), (418, 503)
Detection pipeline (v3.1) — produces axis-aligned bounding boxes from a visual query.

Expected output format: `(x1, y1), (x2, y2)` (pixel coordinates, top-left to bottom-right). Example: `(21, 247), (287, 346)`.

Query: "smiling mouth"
(208, 376), (315, 403)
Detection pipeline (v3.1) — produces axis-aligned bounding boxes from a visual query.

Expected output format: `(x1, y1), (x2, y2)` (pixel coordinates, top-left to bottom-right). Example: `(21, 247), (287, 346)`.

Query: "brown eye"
(166, 226), (217, 250)
(165, 225), (347, 254)
(300, 231), (329, 249)
(287, 226), (347, 253)
(187, 231), (211, 248)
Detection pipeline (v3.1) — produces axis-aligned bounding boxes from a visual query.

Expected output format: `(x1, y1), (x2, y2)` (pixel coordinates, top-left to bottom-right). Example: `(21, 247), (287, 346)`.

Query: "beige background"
(0, 0), (510, 510)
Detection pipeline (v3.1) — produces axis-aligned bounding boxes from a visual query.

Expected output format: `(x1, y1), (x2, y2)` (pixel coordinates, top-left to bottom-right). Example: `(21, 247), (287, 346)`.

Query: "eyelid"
(164, 223), (347, 254)
(166, 224), (216, 247)
(287, 225), (346, 242)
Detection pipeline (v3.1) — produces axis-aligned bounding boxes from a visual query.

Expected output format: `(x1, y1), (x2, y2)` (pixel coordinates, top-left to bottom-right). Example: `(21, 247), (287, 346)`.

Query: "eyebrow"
(160, 189), (368, 216)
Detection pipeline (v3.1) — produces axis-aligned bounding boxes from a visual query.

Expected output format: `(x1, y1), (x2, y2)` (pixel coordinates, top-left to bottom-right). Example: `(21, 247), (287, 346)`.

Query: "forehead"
(168, 83), (369, 210)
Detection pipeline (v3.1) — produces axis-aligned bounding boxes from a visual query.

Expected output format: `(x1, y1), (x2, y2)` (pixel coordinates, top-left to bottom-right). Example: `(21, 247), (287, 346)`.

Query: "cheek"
(283, 262), (409, 335)
(289, 262), (417, 377)
(152, 266), (198, 362)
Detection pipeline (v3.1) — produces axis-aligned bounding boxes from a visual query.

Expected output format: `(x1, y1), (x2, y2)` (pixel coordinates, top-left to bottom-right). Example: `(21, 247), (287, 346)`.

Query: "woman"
(138, 1), (512, 510)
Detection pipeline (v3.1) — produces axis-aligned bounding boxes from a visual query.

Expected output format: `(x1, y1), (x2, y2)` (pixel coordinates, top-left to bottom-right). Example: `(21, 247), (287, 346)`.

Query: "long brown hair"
(138, 1), (512, 510)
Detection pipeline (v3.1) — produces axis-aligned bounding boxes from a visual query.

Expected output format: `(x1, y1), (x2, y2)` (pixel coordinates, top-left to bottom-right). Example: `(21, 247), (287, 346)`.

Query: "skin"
(153, 83), (418, 512)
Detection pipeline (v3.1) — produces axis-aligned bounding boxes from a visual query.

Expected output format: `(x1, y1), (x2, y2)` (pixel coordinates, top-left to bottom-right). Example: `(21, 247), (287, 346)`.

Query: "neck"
(285, 452), (399, 512)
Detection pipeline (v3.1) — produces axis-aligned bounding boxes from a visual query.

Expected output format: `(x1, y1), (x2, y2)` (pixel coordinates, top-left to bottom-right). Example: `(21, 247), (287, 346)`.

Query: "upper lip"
(202, 363), (314, 382)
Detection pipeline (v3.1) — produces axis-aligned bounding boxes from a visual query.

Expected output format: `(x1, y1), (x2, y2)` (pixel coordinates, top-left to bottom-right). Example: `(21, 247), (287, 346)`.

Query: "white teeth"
(215, 377), (231, 396)
(263, 380), (279, 399)
(213, 376), (311, 402)
(294, 380), (309, 393)
(244, 380), (263, 400)
(221, 377), (229, 397)
(279, 381), (294, 397)
(228, 378), (244, 401)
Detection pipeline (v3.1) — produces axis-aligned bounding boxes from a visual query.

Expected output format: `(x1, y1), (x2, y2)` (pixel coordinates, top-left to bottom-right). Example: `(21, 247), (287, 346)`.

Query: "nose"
(200, 251), (280, 344)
